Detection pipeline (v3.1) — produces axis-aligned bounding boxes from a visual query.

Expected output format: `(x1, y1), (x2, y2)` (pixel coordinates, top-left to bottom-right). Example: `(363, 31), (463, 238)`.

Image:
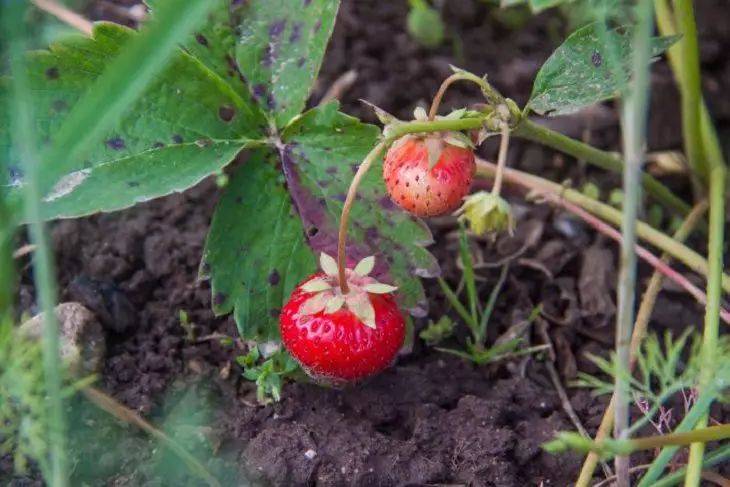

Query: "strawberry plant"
(3, 0), (730, 485)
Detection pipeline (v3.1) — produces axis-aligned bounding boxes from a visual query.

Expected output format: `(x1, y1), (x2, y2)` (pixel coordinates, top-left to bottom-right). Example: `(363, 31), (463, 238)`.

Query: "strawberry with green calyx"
(279, 253), (405, 383)
(383, 133), (476, 217)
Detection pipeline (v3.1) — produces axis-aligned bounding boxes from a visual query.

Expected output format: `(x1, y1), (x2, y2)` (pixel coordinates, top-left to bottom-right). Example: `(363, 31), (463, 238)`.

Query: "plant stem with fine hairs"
(613, 5), (653, 483)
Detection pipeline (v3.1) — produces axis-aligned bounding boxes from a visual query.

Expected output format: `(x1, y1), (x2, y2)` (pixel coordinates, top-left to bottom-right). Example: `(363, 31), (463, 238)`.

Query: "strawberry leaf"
(0, 23), (267, 219)
(145, 0), (249, 94)
(39, 142), (254, 219)
(202, 150), (316, 340)
(280, 102), (439, 317)
(528, 22), (679, 116)
(234, 0), (340, 128)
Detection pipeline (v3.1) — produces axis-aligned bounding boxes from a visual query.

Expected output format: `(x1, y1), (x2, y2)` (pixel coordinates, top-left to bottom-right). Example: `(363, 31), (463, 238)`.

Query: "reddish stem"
(491, 123), (510, 196)
(337, 142), (387, 293)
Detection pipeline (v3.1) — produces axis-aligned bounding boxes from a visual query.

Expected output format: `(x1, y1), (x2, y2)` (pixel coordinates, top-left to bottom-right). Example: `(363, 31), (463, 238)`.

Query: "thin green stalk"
(552, 423), (730, 458)
(673, 0), (707, 183)
(37, 0), (217, 196)
(613, 5), (653, 484)
(457, 224), (479, 335)
(653, 444), (730, 487)
(3, 2), (67, 484)
(655, 0), (726, 185)
(637, 390), (716, 485)
(666, 1), (729, 483)
(512, 118), (692, 219)
(437, 277), (478, 331)
(478, 263), (509, 345)
(684, 164), (726, 487)
(607, 423), (730, 454)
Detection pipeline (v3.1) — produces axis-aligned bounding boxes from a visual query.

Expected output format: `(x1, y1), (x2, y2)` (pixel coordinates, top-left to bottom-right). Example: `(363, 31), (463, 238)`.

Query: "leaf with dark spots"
(146, 0), (254, 96)
(39, 141), (253, 219)
(289, 22), (303, 43)
(202, 150), (316, 340)
(0, 23), (267, 219)
(213, 292), (228, 307)
(218, 105), (236, 122)
(234, 0), (340, 127)
(528, 22), (679, 116)
(195, 33), (209, 46)
(105, 137), (126, 150)
(281, 102), (439, 317)
(269, 20), (287, 38)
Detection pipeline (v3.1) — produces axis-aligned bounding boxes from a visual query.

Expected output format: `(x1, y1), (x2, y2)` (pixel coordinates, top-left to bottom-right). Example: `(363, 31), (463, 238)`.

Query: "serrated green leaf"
(281, 102), (439, 317)
(527, 22), (679, 116)
(0, 22), (267, 217)
(39, 141), (249, 219)
(202, 150), (316, 340)
(234, 0), (339, 128)
(145, 0), (249, 94)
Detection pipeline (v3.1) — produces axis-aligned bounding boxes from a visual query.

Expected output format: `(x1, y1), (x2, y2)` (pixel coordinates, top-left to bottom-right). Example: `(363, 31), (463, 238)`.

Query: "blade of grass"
(2, 3), (67, 484)
(37, 0), (217, 196)
(684, 163), (726, 487)
(652, 444), (730, 487)
(613, 3), (654, 484)
(457, 223), (479, 339)
(654, 0), (726, 190)
(477, 263), (508, 345)
(665, 1), (728, 484)
(437, 277), (478, 331)
(672, 0), (706, 184)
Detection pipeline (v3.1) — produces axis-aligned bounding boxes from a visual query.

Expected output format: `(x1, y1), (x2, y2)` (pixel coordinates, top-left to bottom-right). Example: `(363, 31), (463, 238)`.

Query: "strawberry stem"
(337, 141), (388, 293)
(490, 123), (510, 197)
(427, 70), (497, 121)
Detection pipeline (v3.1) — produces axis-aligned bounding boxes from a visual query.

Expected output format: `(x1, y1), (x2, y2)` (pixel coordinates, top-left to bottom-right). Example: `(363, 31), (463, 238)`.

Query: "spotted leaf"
(528, 22), (679, 116)
(280, 102), (439, 318)
(202, 150), (316, 340)
(234, 0), (339, 127)
(0, 23), (267, 219)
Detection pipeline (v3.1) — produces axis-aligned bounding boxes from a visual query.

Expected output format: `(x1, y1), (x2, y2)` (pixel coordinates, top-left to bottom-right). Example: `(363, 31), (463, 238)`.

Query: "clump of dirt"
(231, 358), (586, 486)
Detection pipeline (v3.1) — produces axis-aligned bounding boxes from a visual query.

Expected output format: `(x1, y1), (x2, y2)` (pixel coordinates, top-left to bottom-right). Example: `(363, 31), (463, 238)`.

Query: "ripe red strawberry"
(279, 254), (405, 383)
(383, 134), (476, 217)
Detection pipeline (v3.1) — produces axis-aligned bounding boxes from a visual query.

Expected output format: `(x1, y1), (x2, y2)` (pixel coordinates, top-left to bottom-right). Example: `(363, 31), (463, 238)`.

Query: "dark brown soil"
(5, 0), (730, 486)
